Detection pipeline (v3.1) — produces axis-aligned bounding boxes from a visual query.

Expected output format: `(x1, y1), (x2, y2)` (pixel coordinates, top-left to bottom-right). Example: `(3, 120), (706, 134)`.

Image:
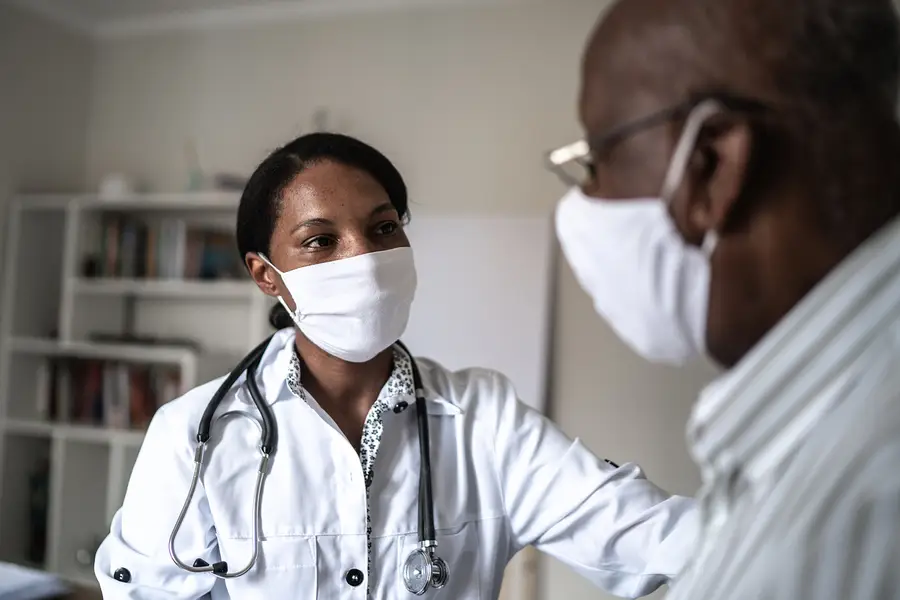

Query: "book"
(91, 215), (243, 281)
(48, 358), (180, 431)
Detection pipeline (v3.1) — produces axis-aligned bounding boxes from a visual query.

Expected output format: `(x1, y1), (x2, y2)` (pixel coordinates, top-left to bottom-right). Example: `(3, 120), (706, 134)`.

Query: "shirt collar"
(232, 328), (296, 407)
(689, 215), (900, 484)
(286, 345), (416, 404)
(236, 330), (462, 414)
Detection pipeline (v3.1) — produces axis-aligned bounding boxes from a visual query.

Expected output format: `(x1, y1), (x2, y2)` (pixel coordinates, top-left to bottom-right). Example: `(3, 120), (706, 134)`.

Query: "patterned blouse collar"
(286, 345), (415, 403)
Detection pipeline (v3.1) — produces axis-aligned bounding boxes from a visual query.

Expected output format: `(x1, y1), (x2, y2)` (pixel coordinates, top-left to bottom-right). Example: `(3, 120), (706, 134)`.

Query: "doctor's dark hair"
(236, 132), (409, 330)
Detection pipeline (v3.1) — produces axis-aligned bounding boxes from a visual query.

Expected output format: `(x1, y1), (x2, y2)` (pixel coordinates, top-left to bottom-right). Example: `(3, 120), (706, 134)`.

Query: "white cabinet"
(0, 193), (269, 588)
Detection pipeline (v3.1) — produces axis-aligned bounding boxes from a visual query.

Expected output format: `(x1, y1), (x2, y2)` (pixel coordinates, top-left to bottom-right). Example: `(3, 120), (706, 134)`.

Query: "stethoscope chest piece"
(403, 547), (449, 596)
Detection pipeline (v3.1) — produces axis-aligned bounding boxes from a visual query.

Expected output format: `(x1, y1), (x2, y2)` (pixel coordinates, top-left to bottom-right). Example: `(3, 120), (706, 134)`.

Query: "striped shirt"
(668, 215), (900, 600)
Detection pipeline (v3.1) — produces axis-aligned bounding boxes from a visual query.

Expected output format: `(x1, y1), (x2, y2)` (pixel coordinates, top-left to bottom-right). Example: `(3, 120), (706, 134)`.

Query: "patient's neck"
(294, 333), (392, 445)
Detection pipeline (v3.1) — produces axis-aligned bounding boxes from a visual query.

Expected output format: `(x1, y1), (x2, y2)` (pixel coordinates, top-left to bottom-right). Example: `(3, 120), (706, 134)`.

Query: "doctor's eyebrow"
(289, 203), (398, 234)
(291, 217), (332, 233)
(369, 202), (397, 218)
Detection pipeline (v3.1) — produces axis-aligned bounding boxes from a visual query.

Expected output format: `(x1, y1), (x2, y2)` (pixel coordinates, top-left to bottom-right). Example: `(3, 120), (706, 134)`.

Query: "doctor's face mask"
(551, 100), (725, 366)
(259, 248), (418, 363)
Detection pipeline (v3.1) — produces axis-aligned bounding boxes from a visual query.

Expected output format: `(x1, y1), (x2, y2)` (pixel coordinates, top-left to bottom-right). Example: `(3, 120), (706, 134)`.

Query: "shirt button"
(345, 568), (365, 587)
(113, 567), (131, 583)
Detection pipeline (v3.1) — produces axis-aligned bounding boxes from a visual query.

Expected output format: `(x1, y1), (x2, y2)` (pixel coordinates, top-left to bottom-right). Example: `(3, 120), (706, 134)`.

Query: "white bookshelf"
(0, 192), (270, 589)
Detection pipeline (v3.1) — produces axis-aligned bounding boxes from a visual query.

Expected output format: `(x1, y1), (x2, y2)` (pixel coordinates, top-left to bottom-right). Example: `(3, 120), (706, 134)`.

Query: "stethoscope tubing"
(169, 335), (444, 587)
(395, 339), (437, 547)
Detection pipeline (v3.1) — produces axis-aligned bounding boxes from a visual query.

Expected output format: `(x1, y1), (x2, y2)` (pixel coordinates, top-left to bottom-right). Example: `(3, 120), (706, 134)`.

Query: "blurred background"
(0, 1), (718, 599)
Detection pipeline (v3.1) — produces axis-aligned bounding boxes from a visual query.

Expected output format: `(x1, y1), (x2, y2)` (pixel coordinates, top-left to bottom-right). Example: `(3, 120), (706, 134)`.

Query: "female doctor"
(94, 133), (696, 600)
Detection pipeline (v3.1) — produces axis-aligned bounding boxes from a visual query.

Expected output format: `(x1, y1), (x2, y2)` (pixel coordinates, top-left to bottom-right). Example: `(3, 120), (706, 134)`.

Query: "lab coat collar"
(689, 214), (900, 485)
(231, 328), (295, 407)
(234, 329), (464, 415)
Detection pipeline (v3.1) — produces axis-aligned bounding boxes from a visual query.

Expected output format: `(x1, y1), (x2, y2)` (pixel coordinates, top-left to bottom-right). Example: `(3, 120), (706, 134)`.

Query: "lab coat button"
(113, 567), (132, 583)
(393, 401), (409, 413)
(345, 568), (365, 587)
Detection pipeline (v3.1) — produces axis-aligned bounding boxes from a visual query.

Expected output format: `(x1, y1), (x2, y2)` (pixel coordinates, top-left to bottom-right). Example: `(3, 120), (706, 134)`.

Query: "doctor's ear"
(245, 253), (281, 298)
(685, 117), (754, 237)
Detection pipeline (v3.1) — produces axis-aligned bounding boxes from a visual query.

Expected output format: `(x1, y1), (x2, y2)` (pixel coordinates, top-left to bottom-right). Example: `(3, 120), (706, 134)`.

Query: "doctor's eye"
(303, 235), (336, 249)
(375, 221), (400, 236)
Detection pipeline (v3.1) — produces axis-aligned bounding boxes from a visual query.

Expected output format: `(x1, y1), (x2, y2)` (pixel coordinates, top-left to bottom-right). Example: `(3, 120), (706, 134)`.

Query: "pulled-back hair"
(236, 133), (408, 329)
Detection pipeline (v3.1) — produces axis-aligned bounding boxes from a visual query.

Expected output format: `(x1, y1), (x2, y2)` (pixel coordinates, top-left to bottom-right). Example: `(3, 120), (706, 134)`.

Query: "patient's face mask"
(260, 247), (417, 363)
(554, 102), (721, 365)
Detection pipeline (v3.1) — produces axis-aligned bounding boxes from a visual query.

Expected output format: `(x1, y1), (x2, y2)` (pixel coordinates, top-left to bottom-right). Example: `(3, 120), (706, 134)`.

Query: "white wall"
(84, 3), (593, 213)
(81, 3), (717, 599)
(0, 2), (93, 322)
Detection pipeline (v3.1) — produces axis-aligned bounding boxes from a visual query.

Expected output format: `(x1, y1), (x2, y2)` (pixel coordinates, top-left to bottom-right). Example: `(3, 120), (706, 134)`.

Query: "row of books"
(90, 216), (245, 280)
(36, 358), (181, 430)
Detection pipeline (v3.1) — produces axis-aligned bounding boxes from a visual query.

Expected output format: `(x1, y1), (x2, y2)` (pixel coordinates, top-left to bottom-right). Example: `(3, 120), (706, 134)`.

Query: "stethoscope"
(167, 334), (449, 595)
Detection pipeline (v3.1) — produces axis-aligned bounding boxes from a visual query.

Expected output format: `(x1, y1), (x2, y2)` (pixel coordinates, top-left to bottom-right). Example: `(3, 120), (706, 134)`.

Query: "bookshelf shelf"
(9, 337), (197, 366)
(0, 193), (269, 586)
(71, 277), (257, 300)
(75, 192), (240, 211)
(2, 420), (146, 447)
(14, 192), (240, 212)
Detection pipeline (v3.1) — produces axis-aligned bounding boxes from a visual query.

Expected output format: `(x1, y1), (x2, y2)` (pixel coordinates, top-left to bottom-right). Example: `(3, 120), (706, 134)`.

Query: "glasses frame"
(545, 94), (768, 187)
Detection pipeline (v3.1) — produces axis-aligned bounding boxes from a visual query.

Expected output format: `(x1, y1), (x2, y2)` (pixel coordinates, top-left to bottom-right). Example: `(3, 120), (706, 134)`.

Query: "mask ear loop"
(660, 99), (725, 204)
(257, 253), (303, 325)
(659, 99), (725, 258)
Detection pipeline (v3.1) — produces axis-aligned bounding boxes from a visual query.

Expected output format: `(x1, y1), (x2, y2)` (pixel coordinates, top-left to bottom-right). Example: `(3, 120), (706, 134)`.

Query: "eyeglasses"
(545, 95), (767, 188)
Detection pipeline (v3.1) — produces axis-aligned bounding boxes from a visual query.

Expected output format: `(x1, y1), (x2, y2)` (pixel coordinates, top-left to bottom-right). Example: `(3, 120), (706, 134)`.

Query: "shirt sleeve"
(94, 404), (220, 599)
(490, 371), (698, 599)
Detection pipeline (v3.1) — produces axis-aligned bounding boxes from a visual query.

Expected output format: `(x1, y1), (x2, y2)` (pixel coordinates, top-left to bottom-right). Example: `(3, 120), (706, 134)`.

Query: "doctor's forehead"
(277, 160), (394, 223)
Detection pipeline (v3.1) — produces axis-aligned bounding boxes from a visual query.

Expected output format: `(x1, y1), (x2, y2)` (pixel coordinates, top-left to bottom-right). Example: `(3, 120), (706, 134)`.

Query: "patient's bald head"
(584, 0), (900, 117)
(579, 0), (900, 366)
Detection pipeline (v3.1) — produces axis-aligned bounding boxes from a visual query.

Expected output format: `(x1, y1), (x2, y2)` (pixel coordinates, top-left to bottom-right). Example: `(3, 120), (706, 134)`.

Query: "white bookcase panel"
(7, 210), (66, 339)
(0, 434), (52, 568)
(52, 440), (109, 585)
(73, 278), (257, 300)
(132, 300), (262, 355)
(67, 295), (127, 342)
(3, 354), (53, 422)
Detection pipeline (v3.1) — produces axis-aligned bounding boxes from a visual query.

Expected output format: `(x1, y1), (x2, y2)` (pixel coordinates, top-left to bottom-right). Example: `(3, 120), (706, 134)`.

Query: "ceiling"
(7, 0), (534, 38)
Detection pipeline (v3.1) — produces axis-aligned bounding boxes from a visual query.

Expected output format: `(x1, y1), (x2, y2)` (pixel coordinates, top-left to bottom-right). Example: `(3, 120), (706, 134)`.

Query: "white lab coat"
(94, 329), (697, 599)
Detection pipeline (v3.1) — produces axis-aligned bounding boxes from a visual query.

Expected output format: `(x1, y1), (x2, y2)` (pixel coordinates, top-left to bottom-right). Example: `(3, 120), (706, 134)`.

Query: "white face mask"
(259, 247), (417, 363)
(555, 101), (721, 365)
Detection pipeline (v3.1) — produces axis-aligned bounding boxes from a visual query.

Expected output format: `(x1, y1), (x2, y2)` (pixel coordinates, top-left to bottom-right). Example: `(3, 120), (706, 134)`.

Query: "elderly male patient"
(557, 0), (900, 598)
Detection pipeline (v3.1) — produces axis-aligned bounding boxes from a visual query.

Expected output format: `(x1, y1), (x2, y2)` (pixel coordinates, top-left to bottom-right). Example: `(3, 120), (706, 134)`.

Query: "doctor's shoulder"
(143, 375), (231, 449)
(412, 357), (552, 441)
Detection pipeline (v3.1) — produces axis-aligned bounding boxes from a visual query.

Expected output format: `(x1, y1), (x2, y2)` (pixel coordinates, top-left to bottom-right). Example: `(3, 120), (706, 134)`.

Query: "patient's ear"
(686, 117), (754, 237)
